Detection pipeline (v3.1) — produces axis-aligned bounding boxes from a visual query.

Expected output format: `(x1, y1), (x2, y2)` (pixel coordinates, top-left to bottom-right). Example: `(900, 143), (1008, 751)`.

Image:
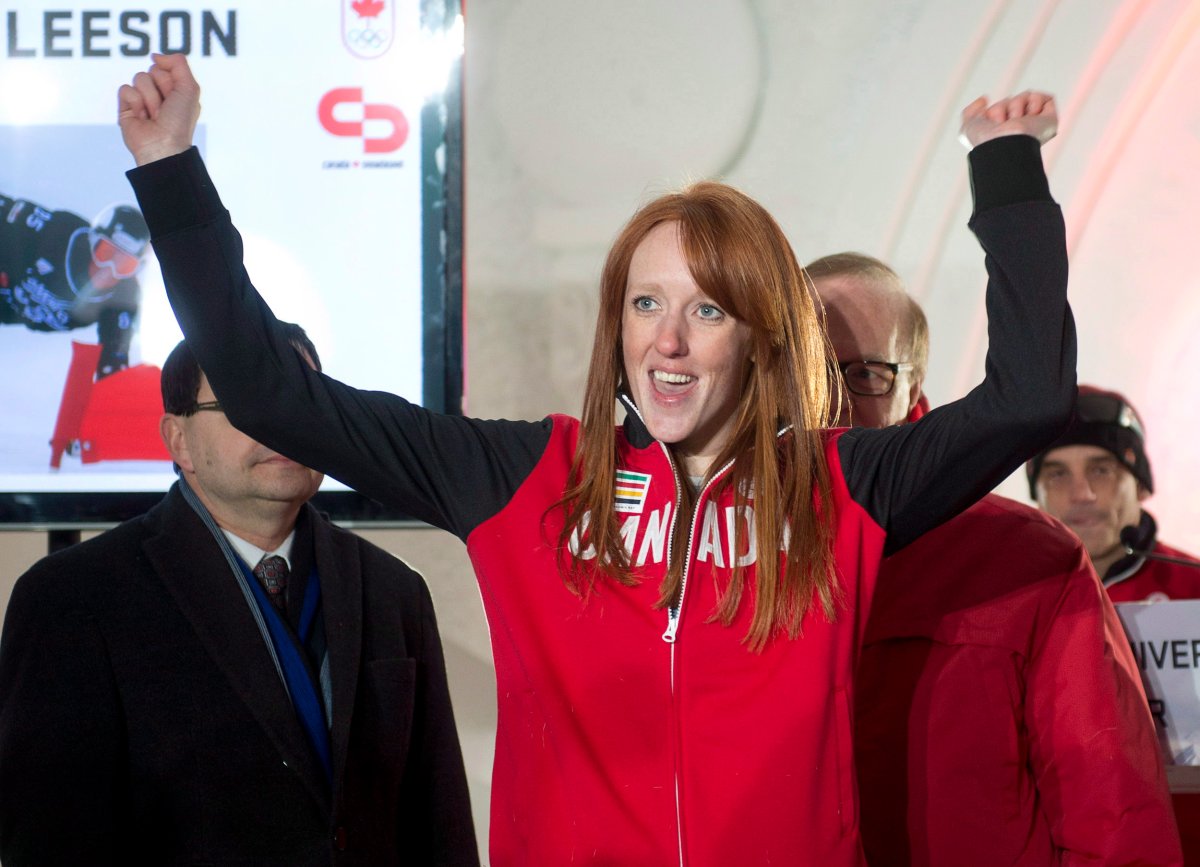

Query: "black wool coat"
(0, 483), (478, 866)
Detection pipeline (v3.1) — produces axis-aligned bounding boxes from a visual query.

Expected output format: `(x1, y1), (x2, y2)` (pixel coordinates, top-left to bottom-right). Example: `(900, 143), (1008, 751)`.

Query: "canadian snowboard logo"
(318, 88), (409, 154)
(342, 0), (394, 59)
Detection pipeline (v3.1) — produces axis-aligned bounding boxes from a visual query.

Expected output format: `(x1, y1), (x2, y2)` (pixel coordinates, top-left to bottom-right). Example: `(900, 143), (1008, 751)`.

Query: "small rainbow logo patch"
(614, 469), (652, 514)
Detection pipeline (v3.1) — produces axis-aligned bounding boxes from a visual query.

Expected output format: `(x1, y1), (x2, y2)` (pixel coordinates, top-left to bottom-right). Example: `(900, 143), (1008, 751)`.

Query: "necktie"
(253, 555), (289, 613)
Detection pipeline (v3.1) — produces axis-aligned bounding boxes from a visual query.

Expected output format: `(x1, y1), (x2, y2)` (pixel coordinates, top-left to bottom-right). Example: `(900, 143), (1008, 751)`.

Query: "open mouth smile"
(653, 370), (694, 385)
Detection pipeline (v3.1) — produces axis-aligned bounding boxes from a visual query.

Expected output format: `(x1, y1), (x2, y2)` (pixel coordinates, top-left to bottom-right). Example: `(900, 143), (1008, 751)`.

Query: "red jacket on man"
(855, 494), (1180, 865)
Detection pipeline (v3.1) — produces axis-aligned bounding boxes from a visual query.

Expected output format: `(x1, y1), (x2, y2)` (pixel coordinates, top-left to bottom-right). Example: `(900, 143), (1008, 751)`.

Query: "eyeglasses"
(91, 237), (142, 278)
(837, 360), (914, 397)
(1075, 391), (1144, 439)
(181, 400), (224, 416)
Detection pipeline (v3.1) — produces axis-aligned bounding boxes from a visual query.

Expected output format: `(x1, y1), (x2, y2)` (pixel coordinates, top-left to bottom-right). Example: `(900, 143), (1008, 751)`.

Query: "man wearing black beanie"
(1027, 385), (1200, 601)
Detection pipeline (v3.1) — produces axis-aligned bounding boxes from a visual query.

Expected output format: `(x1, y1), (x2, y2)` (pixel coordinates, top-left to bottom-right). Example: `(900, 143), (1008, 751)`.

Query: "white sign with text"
(1116, 599), (1200, 766)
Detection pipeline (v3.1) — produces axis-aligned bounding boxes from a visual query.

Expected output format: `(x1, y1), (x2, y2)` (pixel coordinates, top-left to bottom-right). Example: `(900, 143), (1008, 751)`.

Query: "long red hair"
(557, 181), (840, 650)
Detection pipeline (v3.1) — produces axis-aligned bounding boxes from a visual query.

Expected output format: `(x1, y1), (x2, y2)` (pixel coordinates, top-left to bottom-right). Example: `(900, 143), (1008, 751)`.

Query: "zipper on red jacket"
(662, 459), (734, 643)
(663, 456), (734, 867)
(664, 424), (790, 643)
(661, 443), (683, 643)
(618, 395), (749, 866)
(655, 440), (686, 866)
(621, 404), (791, 864)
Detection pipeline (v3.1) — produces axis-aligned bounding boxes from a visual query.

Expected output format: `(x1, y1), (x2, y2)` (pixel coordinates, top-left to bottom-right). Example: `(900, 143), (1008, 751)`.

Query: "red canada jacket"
(130, 137), (1073, 865)
(856, 494), (1181, 866)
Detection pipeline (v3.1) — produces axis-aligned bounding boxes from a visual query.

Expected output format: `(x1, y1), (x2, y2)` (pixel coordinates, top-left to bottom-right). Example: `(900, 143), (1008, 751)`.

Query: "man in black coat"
(0, 330), (479, 866)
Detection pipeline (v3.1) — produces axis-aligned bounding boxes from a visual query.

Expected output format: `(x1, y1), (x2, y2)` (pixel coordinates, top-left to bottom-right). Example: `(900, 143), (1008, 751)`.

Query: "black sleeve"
(839, 135), (1075, 555)
(127, 149), (552, 540)
(398, 578), (481, 866)
(0, 568), (124, 866)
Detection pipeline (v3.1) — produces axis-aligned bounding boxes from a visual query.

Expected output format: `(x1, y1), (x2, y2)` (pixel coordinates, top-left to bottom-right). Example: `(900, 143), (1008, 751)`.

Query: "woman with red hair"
(120, 54), (1070, 866)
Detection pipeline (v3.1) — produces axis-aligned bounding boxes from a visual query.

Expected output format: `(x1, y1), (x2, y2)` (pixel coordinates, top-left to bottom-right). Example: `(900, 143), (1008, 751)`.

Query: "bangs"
(675, 195), (795, 336)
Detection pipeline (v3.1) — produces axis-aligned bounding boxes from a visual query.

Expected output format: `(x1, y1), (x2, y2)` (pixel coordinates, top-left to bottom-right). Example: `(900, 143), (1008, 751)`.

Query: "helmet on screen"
(88, 204), (151, 280)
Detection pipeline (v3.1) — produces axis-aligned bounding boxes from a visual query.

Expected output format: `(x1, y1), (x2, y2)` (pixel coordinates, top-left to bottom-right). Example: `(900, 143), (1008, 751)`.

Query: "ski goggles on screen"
(91, 237), (142, 278)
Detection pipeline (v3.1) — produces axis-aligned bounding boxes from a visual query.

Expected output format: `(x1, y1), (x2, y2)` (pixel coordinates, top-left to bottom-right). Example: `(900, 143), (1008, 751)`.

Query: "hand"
(117, 52), (201, 166)
(959, 91), (1056, 150)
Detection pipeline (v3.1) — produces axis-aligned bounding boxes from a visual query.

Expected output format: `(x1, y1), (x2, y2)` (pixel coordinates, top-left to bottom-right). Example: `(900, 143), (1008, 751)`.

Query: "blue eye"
(632, 296), (657, 311)
(697, 304), (723, 319)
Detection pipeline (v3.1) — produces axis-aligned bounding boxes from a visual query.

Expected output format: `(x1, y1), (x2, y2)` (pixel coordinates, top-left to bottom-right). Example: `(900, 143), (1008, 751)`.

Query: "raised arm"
(840, 91), (1075, 553)
(117, 52), (199, 166)
(120, 55), (552, 538)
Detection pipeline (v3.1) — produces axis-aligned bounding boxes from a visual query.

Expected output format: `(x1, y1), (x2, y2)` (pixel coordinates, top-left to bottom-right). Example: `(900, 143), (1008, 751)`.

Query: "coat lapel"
(309, 505), (363, 798)
(141, 485), (332, 811)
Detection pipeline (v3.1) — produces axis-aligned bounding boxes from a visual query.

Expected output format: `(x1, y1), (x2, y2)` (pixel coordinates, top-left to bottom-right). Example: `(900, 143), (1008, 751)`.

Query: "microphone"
(1120, 526), (1200, 569)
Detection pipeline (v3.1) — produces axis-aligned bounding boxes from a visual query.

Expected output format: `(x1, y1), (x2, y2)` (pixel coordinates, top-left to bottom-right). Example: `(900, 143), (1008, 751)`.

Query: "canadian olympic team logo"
(342, 0), (394, 59)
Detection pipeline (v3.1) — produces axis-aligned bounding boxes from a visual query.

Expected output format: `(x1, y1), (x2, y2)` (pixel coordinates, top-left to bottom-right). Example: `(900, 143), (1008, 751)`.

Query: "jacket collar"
(1102, 508), (1156, 588)
(619, 391), (657, 450)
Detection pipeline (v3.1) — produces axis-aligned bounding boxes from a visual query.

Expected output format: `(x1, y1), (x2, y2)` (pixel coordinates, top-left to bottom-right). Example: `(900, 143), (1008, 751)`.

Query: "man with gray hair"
(810, 252), (1179, 866)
